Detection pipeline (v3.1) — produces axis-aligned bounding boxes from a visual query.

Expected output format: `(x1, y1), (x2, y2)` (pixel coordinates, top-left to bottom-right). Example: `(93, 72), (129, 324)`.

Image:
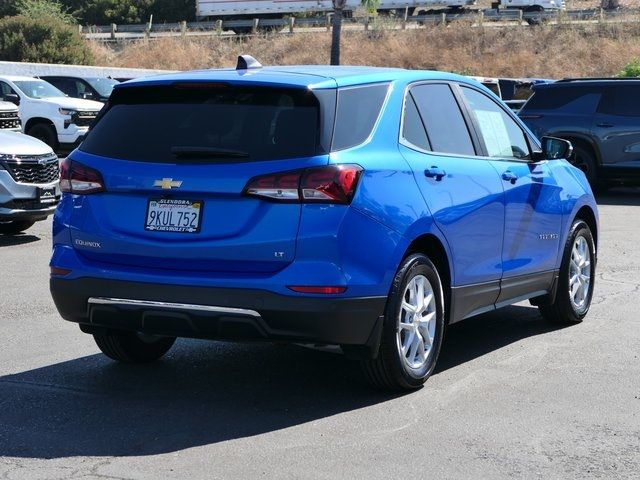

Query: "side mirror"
(535, 136), (573, 161)
(4, 93), (20, 105)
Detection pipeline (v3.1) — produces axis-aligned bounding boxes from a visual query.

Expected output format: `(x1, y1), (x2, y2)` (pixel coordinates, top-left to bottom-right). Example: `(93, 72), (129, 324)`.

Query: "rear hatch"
(66, 82), (335, 273)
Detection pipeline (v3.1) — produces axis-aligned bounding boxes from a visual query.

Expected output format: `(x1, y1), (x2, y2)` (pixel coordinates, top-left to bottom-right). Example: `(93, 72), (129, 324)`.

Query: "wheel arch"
(574, 205), (598, 252)
(24, 117), (57, 134)
(552, 132), (603, 167)
(404, 233), (452, 320)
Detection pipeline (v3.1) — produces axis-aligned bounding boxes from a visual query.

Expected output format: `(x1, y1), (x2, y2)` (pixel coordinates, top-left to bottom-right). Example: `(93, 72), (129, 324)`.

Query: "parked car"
(0, 131), (60, 234)
(40, 76), (119, 103)
(0, 100), (21, 132)
(50, 58), (598, 390)
(519, 78), (640, 188)
(0, 75), (103, 153)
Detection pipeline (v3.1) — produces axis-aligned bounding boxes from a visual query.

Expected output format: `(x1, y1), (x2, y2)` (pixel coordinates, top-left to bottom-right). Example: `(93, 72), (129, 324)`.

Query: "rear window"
(522, 86), (602, 114)
(332, 83), (389, 151)
(80, 85), (325, 163)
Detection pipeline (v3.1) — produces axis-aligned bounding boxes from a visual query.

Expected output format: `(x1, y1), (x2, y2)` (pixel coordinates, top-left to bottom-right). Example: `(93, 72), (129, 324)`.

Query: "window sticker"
(475, 109), (513, 158)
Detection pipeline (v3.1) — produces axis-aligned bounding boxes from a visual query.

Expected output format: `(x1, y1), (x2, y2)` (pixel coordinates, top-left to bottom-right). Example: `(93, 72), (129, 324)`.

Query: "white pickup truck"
(0, 101), (21, 133)
(0, 75), (103, 153)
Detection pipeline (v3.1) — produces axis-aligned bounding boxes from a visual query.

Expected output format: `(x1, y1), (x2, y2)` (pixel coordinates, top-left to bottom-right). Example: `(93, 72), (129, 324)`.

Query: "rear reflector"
(50, 267), (72, 276)
(288, 286), (347, 294)
(244, 164), (363, 204)
(60, 158), (105, 194)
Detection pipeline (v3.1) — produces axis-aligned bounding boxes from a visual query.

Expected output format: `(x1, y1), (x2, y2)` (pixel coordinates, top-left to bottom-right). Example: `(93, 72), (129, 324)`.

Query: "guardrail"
(81, 8), (640, 40)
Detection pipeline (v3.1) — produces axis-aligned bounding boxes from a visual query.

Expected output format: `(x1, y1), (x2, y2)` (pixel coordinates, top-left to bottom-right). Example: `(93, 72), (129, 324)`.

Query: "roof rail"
(556, 77), (640, 82)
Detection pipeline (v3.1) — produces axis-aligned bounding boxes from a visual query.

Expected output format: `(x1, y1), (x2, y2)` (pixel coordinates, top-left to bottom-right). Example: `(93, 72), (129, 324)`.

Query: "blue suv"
(50, 58), (599, 390)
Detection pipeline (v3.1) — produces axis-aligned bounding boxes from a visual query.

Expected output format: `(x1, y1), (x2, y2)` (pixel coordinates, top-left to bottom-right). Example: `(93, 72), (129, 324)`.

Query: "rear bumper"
(50, 277), (386, 346)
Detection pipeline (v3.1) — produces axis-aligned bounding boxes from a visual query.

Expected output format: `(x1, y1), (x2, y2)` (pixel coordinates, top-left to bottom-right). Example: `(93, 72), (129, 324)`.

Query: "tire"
(570, 144), (599, 188)
(362, 254), (445, 390)
(27, 123), (58, 150)
(525, 6), (544, 26)
(93, 329), (176, 363)
(539, 220), (596, 324)
(0, 220), (36, 234)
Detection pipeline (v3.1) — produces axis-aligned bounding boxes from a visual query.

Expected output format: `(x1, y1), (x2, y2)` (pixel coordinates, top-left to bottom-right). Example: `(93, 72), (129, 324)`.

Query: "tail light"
(59, 158), (105, 194)
(244, 165), (362, 204)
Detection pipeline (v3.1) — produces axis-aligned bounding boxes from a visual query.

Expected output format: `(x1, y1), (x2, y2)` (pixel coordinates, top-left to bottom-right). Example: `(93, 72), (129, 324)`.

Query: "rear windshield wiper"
(170, 146), (250, 159)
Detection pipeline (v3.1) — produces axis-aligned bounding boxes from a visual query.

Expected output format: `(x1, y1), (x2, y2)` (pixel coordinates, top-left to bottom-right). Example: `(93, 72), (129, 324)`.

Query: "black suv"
(519, 79), (640, 188)
(40, 76), (119, 103)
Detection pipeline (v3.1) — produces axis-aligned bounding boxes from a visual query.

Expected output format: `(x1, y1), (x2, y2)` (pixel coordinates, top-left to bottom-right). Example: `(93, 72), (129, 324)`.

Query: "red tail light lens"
(244, 171), (302, 201)
(244, 165), (362, 204)
(288, 286), (347, 294)
(59, 158), (105, 194)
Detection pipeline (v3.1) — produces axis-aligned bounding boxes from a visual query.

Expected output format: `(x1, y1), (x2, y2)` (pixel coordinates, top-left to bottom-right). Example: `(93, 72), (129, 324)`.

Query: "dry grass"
(89, 20), (640, 78)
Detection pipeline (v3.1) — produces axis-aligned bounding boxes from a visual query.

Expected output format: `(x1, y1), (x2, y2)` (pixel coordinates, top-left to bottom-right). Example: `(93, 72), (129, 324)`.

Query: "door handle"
(596, 123), (614, 128)
(425, 166), (446, 181)
(501, 171), (518, 184)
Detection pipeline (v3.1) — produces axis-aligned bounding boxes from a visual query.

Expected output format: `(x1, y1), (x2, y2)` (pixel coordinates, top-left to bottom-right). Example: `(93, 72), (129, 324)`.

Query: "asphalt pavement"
(0, 188), (638, 479)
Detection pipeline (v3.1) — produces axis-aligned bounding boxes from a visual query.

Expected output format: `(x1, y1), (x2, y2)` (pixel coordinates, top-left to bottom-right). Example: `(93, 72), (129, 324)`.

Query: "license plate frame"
(144, 198), (203, 234)
(37, 186), (57, 204)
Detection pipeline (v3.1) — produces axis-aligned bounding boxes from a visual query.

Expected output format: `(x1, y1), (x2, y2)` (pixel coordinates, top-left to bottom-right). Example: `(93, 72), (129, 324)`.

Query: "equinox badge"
(153, 178), (183, 190)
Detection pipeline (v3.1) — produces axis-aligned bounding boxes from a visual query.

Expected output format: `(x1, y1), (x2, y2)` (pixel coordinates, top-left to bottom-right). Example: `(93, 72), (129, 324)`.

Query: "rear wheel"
(93, 329), (176, 363)
(362, 254), (445, 390)
(539, 219), (596, 324)
(0, 220), (36, 234)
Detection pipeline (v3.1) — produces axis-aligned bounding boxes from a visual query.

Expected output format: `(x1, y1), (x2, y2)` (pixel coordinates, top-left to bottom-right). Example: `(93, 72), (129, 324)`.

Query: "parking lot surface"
(0, 189), (639, 479)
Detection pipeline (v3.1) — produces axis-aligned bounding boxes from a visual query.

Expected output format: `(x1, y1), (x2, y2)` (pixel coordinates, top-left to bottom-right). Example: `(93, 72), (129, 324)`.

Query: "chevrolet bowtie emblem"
(153, 178), (183, 189)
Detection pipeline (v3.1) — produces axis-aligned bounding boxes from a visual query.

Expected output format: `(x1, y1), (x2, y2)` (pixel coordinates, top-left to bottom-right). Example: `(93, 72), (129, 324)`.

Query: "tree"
(0, 15), (93, 64)
(330, 0), (379, 66)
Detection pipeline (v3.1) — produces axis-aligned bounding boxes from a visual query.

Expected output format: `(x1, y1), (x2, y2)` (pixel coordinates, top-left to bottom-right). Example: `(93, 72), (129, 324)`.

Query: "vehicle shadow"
(0, 234), (40, 247)
(436, 304), (567, 373)
(596, 186), (640, 206)
(0, 305), (564, 459)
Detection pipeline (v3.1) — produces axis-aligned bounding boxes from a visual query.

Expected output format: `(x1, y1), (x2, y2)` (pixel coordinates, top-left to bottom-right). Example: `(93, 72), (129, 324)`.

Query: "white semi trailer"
(197, 0), (565, 26)
(196, 0), (476, 21)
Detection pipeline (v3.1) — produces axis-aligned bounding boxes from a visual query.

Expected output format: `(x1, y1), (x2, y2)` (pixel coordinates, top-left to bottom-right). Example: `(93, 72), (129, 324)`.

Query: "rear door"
(458, 84), (562, 300)
(592, 84), (640, 172)
(69, 83), (334, 273)
(399, 82), (505, 288)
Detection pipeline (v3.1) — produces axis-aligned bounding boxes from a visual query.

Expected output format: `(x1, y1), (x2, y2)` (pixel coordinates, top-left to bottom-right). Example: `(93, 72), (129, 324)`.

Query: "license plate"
(145, 198), (203, 233)
(38, 186), (57, 204)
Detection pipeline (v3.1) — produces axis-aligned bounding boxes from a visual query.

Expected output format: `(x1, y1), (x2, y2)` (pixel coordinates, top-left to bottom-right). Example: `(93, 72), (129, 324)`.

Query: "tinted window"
(522, 86), (602, 114)
(81, 85), (323, 163)
(462, 87), (530, 160)
(600, 85), (640, 116)
(0, 81), (17, 98)
(402, 93), (430, 150)
(411, 84), (475, 156)
(332, 83), (389, 151)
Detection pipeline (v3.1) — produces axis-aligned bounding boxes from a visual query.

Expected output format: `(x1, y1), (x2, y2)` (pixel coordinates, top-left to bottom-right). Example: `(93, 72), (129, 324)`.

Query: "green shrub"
(0, 15), (93, 64)
(15, 0), (75, 23)
(619, 59), (640, 78)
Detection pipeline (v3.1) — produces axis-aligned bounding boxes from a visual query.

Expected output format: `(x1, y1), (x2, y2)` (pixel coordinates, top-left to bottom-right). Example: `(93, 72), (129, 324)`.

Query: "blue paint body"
(51, 67), (598, 314)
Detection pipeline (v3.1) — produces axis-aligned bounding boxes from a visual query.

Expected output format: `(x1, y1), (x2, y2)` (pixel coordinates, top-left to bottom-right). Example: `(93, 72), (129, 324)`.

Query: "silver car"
(0, 131), (60, 234)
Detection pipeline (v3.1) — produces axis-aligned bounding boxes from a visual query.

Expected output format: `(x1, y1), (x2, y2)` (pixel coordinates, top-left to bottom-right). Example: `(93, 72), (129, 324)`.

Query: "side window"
(401, 93), (430, 151)
(600, 85), (640, 116)
(332, 83), (389, 151)
(461, 86), (531, 160)
(0, 81), (17, 99)
(410, 84), (475, 156)
(522, 86), (602, 113)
